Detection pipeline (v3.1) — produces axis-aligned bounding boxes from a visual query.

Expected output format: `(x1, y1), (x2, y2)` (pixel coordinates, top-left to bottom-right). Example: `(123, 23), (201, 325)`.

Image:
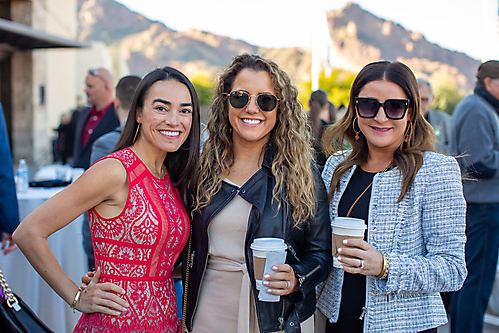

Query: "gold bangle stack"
(70, 287), (82, 313)
(377, 253), (390, 279)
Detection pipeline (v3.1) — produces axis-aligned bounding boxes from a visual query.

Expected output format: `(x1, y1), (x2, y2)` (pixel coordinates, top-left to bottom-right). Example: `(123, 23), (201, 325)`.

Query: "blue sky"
(116, 0), (496, 61)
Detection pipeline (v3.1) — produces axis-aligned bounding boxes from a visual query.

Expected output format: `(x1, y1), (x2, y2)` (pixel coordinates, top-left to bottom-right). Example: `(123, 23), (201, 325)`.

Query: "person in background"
(74, 68), (120, 269)
(90, 75), (141, 164)
(53, 113), (71, 163)
(417, 78), (452, 154)
(72, 68), (119, 169)
(309, 89), (331, 170)
(0, 102), (19, 255)
(316, 60), (467, 332)
(328, 101), (337, 124)
(449, 60), (499, 333)
(13, 66), (200, 332)
(184, 53), (331, 333)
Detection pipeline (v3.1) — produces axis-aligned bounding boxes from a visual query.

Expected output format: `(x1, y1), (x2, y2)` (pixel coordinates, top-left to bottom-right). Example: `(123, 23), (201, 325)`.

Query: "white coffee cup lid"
(332, 217), (366, 230)
(250, 237), (287, 251)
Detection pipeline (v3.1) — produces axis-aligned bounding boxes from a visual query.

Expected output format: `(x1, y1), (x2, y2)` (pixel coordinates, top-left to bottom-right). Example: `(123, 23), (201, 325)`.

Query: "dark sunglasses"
(354, 97), (410, 120)
(225, 90), (279, 112)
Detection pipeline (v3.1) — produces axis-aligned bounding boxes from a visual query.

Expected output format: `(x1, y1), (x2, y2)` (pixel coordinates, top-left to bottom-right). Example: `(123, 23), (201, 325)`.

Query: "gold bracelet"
(70, 287), (82, 313)
(377, 253), (390, 279)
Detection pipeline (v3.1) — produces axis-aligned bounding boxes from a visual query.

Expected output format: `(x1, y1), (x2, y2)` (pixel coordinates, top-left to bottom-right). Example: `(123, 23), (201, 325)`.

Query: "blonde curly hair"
(194, 54), (316, 225)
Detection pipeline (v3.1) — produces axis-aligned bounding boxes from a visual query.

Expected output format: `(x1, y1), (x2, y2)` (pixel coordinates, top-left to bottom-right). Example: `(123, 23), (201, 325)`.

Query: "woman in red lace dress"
(14, 67), (200, 332)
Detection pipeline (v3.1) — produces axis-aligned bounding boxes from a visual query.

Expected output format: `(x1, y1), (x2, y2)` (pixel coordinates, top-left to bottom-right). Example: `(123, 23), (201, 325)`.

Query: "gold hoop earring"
(353, 117), (361, 140)
(404, 121), (413, 143)
(133, 123), (141, 144)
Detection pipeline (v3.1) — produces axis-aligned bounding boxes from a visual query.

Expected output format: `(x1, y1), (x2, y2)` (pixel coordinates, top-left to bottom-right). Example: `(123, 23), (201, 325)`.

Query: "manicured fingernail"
(267, 289), (273, 293)
(125, 303), (130, 307)
(121, 289), (126, 294)
(339, 265), (344, 269)
(122, 307), (128, 312)
(337, 256), (342, 261)
(338, 248), (343, 253)
(272, 266), (277, 270)
(264, 281), (269, 286)
(264, 274), (270, 279)
(343, 239), (348, 244)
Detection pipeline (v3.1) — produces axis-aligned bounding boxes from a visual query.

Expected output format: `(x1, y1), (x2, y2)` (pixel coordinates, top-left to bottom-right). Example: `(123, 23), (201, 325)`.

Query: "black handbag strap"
(0, 267), (21, 311)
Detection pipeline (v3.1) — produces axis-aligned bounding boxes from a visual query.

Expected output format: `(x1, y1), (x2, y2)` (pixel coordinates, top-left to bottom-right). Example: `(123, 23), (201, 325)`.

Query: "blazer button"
(241, 189), (246, 194)
(290, 322), (295, 326)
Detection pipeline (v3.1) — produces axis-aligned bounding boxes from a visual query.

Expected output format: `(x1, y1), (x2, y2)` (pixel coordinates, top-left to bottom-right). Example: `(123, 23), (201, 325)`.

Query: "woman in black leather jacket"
(183, 54), (332, 333)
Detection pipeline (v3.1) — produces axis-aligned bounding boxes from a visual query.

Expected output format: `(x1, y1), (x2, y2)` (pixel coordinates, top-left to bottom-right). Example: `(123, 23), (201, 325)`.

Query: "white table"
(0, 187), (87, 333)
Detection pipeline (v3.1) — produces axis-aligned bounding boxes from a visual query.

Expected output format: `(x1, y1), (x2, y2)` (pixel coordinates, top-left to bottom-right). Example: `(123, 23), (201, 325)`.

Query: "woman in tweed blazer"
(315, 61), (467, 333)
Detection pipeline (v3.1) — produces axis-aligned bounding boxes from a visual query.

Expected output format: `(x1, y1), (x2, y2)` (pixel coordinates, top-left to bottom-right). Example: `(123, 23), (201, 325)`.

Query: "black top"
(326, 166), (375, 333)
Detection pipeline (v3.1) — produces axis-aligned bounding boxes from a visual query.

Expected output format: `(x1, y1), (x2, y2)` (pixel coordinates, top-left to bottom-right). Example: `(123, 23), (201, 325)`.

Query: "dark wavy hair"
(195, 54), (316, 225)
(115, 67), (200, 211)
(322, 60), (435, 202)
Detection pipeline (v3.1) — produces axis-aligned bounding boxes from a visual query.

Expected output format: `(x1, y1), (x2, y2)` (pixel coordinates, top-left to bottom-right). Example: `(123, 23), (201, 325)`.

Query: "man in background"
(90, 75), (141, 163)
(449, 60), (499, 333)
(0, 103), (19, 255)
(72, 68), (119, 170)
(417, 78), (452, 154)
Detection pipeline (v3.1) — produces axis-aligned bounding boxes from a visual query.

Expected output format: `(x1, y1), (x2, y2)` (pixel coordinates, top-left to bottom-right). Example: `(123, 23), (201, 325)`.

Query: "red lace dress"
(74, 148), (189, 333)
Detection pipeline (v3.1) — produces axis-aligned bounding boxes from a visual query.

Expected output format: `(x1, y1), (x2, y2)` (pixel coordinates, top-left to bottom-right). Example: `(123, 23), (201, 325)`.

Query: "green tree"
(191, 74), (216, 106)
(299, 69), (356, 110)
(429, 71), (466, 115)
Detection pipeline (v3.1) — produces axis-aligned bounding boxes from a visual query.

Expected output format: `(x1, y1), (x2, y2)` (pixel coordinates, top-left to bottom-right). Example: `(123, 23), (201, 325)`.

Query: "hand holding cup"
(337, 238), (384, 276)
(263, 264), (299, 296)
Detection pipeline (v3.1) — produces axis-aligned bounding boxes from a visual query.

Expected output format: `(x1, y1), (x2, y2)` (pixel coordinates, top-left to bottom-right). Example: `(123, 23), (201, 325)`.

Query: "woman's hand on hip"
(264, 264), (300, 296)
(337, 239), (383, 277)
(76, 267), (130, 315)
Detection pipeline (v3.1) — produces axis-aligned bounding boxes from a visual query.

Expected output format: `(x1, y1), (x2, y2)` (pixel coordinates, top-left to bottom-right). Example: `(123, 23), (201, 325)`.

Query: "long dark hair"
(322, 61), (435, 202)
(115, 67), (200, 211)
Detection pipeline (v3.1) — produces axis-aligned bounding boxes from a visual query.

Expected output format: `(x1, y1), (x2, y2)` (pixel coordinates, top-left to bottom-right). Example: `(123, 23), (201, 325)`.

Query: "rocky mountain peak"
(77, 0), (479, 90)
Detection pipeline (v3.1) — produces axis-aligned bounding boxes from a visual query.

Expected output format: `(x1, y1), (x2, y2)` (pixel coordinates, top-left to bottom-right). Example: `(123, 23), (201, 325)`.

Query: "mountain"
(77, 0), (479, 90)
(325, 3), (479, 90)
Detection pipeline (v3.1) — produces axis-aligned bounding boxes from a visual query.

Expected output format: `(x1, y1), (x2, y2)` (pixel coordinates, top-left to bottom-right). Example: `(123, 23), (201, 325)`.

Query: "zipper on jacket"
(287, 244), (300, 262)
(278, 305), (285, 330)
(189, 250), (209, 329)
(359, 307), (367, 320)
(298, 264), (321, 287)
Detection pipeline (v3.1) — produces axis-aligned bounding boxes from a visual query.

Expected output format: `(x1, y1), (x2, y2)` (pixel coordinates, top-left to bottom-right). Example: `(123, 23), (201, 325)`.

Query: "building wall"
(10, 1), (34, 165)
(44, 0), (78, 151)
(8, 0), (129, 167)
(9, 0), (79, 166)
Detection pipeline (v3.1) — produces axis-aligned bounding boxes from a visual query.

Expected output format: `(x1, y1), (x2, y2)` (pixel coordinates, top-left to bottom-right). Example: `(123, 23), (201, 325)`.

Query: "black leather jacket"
(183, 146), (332, 332)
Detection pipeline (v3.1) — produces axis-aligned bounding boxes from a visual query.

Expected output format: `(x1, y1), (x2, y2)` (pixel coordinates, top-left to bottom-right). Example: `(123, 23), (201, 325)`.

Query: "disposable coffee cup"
(332, 217), (366, 268)
(250, 238), (287, 295)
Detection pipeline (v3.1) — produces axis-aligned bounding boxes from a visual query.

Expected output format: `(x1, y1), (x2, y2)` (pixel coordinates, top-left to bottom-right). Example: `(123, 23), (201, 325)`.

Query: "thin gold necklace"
(130, 148), (166, 179)
(346, 164), (391, 217)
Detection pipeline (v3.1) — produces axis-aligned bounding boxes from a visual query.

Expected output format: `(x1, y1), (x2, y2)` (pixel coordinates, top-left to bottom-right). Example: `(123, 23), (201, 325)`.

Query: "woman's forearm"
(14, 229), (79, 306)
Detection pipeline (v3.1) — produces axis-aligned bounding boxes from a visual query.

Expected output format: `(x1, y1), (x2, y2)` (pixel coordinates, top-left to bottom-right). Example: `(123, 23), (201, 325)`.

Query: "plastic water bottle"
(16, 159), (29, 192)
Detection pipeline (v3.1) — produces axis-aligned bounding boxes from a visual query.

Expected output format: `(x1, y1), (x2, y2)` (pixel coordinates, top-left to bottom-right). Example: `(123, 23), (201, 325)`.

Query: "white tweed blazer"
(316, 151), (467, 332)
